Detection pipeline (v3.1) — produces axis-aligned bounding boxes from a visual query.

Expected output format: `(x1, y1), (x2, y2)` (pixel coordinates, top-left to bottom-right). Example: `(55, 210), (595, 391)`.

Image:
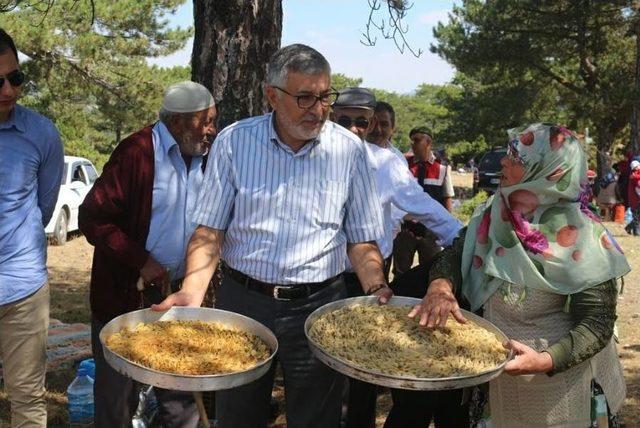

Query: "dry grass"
(608, 222), (640, 426)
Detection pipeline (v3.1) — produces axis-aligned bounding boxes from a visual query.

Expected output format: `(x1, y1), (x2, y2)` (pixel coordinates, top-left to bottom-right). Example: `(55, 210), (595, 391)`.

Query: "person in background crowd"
(0, 28), (64, 428)
(152, 44), (392, 428)
(366, 100), (406, 161)
(79, 81), (218, 427)
(626, 160), (640, 235)
(332, 88), (462, 428)
(615, 152), (632, 208)
(392, 127), (455, 275)
(411, 123), (629, 427)
(595, 171), (619, 221)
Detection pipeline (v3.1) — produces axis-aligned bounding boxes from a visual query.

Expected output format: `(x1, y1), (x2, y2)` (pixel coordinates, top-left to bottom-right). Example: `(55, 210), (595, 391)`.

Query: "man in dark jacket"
(79, 81), (217, 428)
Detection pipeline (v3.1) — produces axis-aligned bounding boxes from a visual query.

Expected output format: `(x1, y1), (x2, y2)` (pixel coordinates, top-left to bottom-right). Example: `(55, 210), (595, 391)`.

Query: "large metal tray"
(305, 296), (512, 390)
(100, 307), (278, 392)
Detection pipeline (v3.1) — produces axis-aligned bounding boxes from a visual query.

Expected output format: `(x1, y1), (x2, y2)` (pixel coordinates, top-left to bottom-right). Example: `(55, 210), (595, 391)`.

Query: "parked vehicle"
(45, 156), (98, 245)
(473, 147), (507, 195)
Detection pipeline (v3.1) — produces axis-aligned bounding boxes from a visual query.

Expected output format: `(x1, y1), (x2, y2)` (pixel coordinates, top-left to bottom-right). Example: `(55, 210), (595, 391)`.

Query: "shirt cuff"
(545, 341), (571, 376)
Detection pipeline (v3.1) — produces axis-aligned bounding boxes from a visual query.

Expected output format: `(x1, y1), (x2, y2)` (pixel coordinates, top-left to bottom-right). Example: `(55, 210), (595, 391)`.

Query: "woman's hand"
(407, 278), (467, 329)
(503, 340), (554, 375)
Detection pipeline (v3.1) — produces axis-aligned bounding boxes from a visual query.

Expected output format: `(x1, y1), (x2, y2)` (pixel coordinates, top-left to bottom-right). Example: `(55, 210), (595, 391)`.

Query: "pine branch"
(361, 0), (423, 57)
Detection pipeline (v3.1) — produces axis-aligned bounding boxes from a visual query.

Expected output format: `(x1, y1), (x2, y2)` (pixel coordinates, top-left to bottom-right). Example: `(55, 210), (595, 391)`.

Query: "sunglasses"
(336, 116), (370, 129)
(0, 70), (25, 87)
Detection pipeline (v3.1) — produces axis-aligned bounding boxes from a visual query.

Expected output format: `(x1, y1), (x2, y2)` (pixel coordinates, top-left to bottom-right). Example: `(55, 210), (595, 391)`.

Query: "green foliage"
(431, 0), (636, 172)
(369, 84), (461, 153)
(331, 73), (363, 90)
(1, 0), (191, 169)
(455, 191), (488, 223)
(445, 135), (490, 167)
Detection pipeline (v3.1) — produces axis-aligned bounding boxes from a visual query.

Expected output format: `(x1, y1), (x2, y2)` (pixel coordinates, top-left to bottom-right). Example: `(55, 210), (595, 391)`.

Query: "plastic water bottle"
(67, 360), (94, 427)
(625, 207), (633, 225)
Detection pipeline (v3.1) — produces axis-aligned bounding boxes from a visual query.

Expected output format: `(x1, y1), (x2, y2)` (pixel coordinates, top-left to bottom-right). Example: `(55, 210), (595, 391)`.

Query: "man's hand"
(140, 256), (169, 288)
(371, 285), (393, 305)
(150, 288), (206, 312)
(150, 225), (223, 312)
(407, 278), (466, 329)
(503, 340), (554, 375)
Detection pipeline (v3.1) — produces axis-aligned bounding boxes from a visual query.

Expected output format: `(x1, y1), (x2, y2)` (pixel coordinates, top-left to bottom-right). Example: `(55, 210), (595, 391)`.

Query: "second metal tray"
(305, 296), (512, 390)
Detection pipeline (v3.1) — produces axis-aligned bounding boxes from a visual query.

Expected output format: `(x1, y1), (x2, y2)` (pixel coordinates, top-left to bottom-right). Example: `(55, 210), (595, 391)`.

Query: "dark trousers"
(215, 274), (346, 428)
(384, 388), (469, 428)
(91, 317), (199, 428)
(392, 229), (440, 275)
(384, 264), (469, 428)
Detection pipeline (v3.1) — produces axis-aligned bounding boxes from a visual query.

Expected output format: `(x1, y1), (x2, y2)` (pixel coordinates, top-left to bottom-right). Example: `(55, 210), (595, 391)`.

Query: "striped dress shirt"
(194, 112), (384, 284)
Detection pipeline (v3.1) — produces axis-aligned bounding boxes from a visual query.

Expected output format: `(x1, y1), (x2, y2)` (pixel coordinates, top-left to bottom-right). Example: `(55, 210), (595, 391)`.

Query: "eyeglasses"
(0, 70), (25, 88)
(273, 86), (339, 109)
(336, 116), (370, 129)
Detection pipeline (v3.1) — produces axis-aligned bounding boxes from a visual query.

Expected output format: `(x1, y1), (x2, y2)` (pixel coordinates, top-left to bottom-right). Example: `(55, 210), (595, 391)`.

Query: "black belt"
(225, 267), (340, 301)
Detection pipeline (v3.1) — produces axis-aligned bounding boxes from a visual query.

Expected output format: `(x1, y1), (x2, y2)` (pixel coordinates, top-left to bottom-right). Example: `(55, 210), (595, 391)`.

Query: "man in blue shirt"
(0, 28), (64, 427)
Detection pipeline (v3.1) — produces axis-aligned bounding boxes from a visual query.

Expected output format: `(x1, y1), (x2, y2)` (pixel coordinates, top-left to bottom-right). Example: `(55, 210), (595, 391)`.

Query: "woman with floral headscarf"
(409, 123), (630, 427)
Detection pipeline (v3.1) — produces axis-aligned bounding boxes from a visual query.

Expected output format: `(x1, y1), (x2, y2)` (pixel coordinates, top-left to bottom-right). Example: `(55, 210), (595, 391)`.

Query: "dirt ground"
(1, 173), (639, 426)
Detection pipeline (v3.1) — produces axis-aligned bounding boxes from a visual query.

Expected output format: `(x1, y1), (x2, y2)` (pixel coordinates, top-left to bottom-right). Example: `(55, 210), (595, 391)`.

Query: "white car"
(45, 156), (99, 245)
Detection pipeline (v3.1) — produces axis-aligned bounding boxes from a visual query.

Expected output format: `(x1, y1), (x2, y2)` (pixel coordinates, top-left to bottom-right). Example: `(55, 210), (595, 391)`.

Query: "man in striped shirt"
(154, 44), (392, 428)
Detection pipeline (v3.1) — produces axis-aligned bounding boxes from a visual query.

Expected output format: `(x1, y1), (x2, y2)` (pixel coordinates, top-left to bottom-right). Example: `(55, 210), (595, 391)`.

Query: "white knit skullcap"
(162, 81), (215, 113)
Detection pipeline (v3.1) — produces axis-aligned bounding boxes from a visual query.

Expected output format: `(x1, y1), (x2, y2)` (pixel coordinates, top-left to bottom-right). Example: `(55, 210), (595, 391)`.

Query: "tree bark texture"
(191, 0), (283, 129)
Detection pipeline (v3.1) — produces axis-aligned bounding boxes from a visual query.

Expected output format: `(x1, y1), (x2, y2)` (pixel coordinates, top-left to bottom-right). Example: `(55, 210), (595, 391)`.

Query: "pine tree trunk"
(191, 0), (283, 129)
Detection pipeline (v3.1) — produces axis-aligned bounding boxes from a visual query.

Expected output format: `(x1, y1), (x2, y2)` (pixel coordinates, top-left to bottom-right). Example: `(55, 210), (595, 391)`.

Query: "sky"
(150, 0), (457, 94)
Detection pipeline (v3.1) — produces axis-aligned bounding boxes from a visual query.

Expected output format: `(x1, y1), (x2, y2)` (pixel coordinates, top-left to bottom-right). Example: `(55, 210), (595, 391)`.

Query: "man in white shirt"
(332, 88), (462, 428)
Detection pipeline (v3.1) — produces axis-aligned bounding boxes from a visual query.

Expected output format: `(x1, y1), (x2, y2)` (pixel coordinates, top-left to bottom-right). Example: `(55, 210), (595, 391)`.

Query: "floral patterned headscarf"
(461, 123), (630, 311)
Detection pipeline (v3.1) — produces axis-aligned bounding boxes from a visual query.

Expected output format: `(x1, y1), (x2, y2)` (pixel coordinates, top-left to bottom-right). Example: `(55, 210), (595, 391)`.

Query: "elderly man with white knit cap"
(79, 81), (217, 428)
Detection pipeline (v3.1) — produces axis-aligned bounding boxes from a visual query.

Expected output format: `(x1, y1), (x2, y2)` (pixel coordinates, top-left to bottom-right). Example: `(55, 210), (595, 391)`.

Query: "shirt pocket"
(315, 180), (348, 229)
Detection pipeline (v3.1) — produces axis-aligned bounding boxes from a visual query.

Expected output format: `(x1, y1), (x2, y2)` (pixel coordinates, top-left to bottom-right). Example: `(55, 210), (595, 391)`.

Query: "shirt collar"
(154, 121), (179, 155)
(0, 105), (26, 133)
(427, 151), (436, 164)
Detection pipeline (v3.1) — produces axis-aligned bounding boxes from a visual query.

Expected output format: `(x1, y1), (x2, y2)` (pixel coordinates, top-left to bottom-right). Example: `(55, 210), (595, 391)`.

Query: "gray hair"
(265, 44), (331, 87)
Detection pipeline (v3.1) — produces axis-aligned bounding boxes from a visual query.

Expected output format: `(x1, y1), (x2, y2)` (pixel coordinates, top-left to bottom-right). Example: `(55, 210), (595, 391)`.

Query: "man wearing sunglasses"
(332, 88), (462, 428)
(0, 28), (64, 427)
(153, 44), (391, 428)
